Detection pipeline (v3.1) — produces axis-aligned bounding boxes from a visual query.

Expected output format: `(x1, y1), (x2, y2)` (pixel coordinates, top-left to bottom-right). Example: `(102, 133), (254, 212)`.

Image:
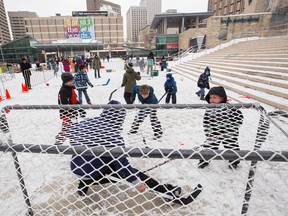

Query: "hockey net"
(0, 103), (287, 216)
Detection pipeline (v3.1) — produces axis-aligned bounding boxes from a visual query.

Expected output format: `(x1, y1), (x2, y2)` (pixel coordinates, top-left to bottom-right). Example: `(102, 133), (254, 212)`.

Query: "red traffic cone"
(5, 89), (11, 100)
(22, 83), (29, 93)
(0, 95), (3, 102)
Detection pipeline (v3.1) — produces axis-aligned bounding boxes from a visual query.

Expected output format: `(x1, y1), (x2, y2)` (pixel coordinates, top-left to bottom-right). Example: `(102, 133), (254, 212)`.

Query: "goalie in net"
(198, 86), (244, 169)
(67, 100), (202, 203)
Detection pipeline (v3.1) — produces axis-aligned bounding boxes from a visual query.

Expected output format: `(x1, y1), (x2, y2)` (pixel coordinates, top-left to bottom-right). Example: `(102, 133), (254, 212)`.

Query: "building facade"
(24, 16), (124, 47)
(140, 0), (162, 24)
(8, 11), (38, 40)
(208, 0), (245, 16)
(0, 0), (10, 44)
(86, 0), (121, 16)
(126, 6), (147, 42)
(208, 0), (288, 16)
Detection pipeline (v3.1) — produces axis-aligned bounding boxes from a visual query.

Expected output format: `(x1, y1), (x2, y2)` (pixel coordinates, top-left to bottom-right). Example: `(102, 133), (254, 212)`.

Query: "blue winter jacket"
(164, 74), (177, 94)
(67, 103), (139, 183)
(73, 71), (93, 89)
(131, 85), (158, 104)
(197, 73), (210, 89)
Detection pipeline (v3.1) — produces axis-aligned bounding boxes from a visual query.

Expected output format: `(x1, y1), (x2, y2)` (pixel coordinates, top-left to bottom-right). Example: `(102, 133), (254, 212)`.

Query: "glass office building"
(1, 35), (40, 63)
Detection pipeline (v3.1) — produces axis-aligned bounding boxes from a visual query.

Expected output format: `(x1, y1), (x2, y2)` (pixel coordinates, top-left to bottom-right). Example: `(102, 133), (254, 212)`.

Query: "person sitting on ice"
(67, 100), (181, 199)
(198, 86), (243, 169)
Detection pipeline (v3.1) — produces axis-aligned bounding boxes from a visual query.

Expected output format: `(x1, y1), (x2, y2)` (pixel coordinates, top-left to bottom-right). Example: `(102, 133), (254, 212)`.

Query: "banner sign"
(64, 17), (95, 40)
(72, 11), (108, 17)
(166, 43), (179, 50)
(221, 16), (260, 24)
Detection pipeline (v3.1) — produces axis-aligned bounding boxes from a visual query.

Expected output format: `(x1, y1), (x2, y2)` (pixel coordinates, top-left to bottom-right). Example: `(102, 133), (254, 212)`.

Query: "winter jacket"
(93, 57), (101, 70)
(58, 84), (79, 120)
(73, 71), (93, 89)
(131, 85), (158, 104)
(62, 60), (70, 71)
(20, 62), (31, 75)
(121, 68), (141, 93)
(67, 103), (139, 183)
(203, 107), (243, 137)
(164, 74), (177, 94)
(203, 86), (243, 136)
(197, 72), (210, 89)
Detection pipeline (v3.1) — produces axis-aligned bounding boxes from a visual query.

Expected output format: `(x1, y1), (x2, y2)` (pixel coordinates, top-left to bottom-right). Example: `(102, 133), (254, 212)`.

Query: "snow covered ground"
(0, 59), (287, 215)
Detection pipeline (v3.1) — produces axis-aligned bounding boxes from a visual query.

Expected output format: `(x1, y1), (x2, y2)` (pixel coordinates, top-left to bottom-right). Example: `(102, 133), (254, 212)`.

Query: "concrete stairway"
(171, 36), (288, 111)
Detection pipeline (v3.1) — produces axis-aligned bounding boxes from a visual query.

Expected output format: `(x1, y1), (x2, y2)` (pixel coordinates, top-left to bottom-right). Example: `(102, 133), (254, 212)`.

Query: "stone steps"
(182, 61), (288, 80)
(188, 59), (288, 74)
(177, 63), (288, 99)
(199, 56), (288, 62)
(198, 58), (288, 67)
(172, 66), (288, 111)
(180, 63), (288, 89)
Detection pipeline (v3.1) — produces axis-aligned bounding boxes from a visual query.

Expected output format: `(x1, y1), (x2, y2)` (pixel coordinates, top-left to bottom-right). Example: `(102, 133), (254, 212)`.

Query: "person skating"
(164, 73), (177, 104)
(198, 86), (243, 169)
(67, 100), (181, 199)
(93, 55), (102, 78)
(73, 64), (94, 105)
(196, 67), (211, 100)
(121, 62), (141, 104)
(130, 85), (163, 140)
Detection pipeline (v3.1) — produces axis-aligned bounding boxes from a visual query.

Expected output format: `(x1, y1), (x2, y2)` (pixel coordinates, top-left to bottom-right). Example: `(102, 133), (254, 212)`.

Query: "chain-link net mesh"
(0, 104), (287, 216)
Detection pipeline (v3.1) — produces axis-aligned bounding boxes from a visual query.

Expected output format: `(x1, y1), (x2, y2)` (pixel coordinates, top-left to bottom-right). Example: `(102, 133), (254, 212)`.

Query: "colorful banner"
(64, 17), (95, 40)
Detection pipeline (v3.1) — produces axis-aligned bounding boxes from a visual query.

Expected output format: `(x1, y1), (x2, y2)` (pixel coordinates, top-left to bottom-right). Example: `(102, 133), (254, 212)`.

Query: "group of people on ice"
(55, 56), (243, 202)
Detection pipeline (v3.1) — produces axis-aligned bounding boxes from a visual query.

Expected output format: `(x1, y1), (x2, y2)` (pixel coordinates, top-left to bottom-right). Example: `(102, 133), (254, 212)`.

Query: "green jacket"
(93, 57), (101, 70)
(121, 68), (141, 93)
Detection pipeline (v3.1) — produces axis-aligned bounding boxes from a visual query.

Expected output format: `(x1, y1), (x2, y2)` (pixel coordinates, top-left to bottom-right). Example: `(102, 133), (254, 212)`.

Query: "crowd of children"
(55, 55), (243, 200)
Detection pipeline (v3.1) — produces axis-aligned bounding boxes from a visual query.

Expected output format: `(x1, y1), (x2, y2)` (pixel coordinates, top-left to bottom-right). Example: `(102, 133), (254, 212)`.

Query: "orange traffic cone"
(22, 83), (29, 93)
(5, 89), (11, 100)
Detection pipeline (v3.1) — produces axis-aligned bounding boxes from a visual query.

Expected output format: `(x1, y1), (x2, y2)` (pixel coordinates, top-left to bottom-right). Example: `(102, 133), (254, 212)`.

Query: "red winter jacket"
(62, 60), (70, 72)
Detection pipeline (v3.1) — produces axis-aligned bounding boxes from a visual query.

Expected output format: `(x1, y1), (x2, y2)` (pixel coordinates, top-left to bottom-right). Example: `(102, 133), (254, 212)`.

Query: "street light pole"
(0, 44), (5, 63)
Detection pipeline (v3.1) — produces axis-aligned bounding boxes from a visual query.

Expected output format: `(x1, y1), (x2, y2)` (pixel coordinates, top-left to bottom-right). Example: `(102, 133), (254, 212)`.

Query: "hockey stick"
(109, 86), (121, 101)
(101, 78), (110, 86)
(76, 79), (111, 90)
(158, 92), (168, 103)
(108, 176), (203, 205)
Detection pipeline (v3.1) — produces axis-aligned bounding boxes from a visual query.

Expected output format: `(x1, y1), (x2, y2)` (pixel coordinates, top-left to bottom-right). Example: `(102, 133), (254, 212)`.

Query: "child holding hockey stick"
(198, 86), (243, 169)
(73, 64), (94, 105)
(129, 84), (163, 140)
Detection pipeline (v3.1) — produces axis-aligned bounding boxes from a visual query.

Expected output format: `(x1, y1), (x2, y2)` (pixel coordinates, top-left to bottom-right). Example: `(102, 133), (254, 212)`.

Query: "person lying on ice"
(67, 100), (181, 200)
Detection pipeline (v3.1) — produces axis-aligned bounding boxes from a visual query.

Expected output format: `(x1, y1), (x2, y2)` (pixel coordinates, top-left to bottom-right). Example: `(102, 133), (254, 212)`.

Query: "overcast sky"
(4, 0), (208, 38)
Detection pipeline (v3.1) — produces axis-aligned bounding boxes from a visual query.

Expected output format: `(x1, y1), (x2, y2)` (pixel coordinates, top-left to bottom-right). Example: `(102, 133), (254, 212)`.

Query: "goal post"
(0, 103), (287, 215)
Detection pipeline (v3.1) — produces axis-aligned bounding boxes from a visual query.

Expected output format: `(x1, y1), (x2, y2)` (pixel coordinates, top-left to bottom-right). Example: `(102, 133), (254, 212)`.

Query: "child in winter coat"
(164, 73), (177, 104)
(62, 58), (70, 72)
(196, 67), (211, 100)
(67, 100), (181, 199)
(73, 64), (94, 105)
(55, 73), (86, 145)
(130, 85), (162, 139)
(198, 86), (243, 169)
(139, 58), (145, 73)
(121, 63), (141, 104)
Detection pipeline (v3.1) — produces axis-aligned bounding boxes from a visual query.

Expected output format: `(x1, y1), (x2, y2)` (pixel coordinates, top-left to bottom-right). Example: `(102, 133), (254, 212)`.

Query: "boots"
(200, 95), (205, 100)
(195, 91), (200, 97)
